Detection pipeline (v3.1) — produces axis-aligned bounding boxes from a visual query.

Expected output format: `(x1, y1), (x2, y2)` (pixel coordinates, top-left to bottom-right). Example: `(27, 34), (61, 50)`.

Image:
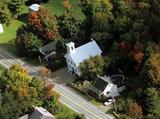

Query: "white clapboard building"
(64, 40), (102, 76)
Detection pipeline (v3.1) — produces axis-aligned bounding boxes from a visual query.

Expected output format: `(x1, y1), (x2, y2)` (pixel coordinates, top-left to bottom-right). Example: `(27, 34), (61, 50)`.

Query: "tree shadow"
(17, 13), (28, 24)
(0, 39), (41, 66)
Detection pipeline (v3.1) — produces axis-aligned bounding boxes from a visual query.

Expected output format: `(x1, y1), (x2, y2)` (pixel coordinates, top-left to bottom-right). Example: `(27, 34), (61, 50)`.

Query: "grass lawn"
(90, 99), (102, 106)
(0, 20), (24, 43)
(42, 0), (84, 18)
(0, 64), (6, 71)
(55, 103), (78, 118)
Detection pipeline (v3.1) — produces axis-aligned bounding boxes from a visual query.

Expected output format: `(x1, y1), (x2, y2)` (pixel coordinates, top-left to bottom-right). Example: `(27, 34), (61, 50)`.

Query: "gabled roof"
(39, 41), (57, 55)
(65, 40), (102, 66)
(89, 75), (110, 95)
(29, 4), (40, 12)
(29, 107), (55, 119)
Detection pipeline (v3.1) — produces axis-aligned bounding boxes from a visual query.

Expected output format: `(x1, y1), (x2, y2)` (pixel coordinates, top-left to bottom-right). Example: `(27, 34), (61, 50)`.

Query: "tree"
(80, 0), (113, 37)
(127, 101), (143, 119)
(28, 7), (60, 41)
(0, 64), (59, 117)
(79, 55), (104, 80)
(8, 0), (25, 18)
(111, 0), (130, 17)
(46, 39), (67, 70)
(143, 53), (160, 87)
(58, 13), (82, 38)
(92, 12), (112, 32)
(91, 32), (114, 51)
(79, 0), (94, 37)
(113, 16), (131, 36)
(144, 88), (160, 119)
(16, 25), (43, 56)
(144, 41), (160, 58)
(25, 32), (43, 54)
(0, 1), (11, 25)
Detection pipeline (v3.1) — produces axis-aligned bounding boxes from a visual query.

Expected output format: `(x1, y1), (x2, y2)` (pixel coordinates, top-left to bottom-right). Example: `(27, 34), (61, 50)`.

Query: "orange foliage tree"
(128, 101), (143, 119)
(118, 41), (144, 73)
(28, 7), (60, 41)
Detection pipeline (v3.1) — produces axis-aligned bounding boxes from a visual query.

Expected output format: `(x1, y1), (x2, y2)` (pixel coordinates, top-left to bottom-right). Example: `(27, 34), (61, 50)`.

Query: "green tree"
(0, 64), (46, 116)
(92, 12), (112, 32)
(8, 0), (25, 18)
(91, 32), (114, 51)
(143, 53), (160, 87)
(144, 41), (160, 58)
(49, 39), (67, 70)
(144, 88), (160, 119)
(26, 32), (43, 54)
(58, 13), (82, 38)
(111, 0), (130, 17)
(16, 25), (43, 56)
(80, 0), (94, 36)
(113, 16), (131, 36)
(0, 0), (11, 25)
(79, 55), (104, 80)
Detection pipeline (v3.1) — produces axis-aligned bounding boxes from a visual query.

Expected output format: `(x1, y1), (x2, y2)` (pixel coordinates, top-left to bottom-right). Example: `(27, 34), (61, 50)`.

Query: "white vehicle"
(104, 98), (115, 106)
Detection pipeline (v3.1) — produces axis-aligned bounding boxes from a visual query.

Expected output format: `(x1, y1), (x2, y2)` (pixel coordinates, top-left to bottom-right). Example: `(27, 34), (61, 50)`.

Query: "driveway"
(50, 67), (74, 84)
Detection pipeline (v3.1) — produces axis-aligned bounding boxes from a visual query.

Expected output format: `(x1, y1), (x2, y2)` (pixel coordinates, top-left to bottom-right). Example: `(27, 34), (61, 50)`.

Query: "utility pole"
(112, 97), (117, 112)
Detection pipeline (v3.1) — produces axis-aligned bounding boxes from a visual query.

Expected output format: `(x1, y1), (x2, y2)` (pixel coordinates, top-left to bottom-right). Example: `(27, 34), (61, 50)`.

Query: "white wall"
(101, 83), (120, 98)
(0, 24), (4, 33)
(66, 56), (81, 76)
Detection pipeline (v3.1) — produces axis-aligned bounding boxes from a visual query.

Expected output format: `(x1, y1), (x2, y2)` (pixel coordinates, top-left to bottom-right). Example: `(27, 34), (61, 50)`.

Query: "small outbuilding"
(29, 107), (55, 119)
(29, 4), (40, 12)
(0, 24), (4, 33)
(89, 75), (125, 100)
(19, 106), (56, 119)
(39, 41), (57, 65)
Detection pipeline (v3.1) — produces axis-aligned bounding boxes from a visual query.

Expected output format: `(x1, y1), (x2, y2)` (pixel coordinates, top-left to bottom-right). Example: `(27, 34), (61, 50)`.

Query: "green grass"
(90, 99), (102, 106)
(0, 64), (6, 71)
(55, 103), (77, 118)
(42, 0), (84, 18)
(0, 20), (24, 43)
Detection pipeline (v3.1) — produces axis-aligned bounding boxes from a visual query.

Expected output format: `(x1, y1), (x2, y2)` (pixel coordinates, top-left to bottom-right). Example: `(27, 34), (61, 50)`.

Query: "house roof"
(65, 40), (102, 66)
(89, 75), (110, 95)
(29, 107), (55, 119)
(39, 41), (57, 55)
(29, 4), (40, 11)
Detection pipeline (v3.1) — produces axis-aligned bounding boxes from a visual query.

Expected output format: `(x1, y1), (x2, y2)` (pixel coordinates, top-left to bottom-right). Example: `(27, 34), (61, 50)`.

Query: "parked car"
(104, 98), (115, 106)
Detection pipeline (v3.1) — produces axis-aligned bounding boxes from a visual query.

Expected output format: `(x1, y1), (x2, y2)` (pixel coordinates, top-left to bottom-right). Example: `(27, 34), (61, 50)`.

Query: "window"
(106, 91), (110, 94)
(71, 46), (73, 50)
(74, 68), (77, 73)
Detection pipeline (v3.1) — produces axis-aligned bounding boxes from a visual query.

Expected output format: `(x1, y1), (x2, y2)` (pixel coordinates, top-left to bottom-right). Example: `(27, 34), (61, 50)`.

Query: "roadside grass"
(55, 103), (77, 118)
(0, 64), (6, 71)
(22, 57), (41, 66)
(90, 99), (102, 106)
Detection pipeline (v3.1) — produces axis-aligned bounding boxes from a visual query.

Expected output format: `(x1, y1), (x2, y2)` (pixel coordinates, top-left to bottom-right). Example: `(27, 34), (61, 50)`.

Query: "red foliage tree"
(28, 7), (60, 41)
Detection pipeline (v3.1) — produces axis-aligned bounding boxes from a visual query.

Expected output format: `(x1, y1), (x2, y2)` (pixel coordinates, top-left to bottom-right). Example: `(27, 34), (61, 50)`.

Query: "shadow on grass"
(17, 13), (28, 24)
(0, 39), (41, 66)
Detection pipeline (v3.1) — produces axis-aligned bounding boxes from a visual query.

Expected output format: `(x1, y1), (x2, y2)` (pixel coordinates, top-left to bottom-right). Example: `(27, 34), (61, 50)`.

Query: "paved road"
(0, 48), (114, 119)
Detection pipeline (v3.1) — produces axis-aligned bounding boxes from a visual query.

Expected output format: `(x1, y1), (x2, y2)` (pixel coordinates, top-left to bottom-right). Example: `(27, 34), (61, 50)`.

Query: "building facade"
(64, 40), (102, 76)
